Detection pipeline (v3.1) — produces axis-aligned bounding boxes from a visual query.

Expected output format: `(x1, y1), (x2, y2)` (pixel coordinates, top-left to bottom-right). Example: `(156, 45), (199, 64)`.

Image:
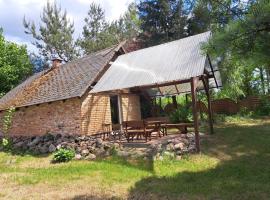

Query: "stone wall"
(80, 94), (112, 135)
(0, 98), (81, 136)
(121, 94), (141, 121)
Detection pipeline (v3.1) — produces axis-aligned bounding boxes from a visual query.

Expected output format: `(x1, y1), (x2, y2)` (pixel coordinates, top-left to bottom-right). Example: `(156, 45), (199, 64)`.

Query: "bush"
(213, 113), (227, 123)
(53, 148), (75, 163)
(1, 107), (15, 151)
(239, 107), (254, 117)
(169, 106), (193, 123)
(0, 138), (13, 151)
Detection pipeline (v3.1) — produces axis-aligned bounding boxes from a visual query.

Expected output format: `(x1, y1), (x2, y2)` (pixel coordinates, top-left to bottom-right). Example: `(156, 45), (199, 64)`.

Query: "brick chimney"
(51, 55), (62, 68)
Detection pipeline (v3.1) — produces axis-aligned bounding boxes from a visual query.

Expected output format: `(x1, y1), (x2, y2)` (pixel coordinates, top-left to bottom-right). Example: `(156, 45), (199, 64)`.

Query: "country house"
(0, 32), (221, 144)
(0, 42), (142, 136)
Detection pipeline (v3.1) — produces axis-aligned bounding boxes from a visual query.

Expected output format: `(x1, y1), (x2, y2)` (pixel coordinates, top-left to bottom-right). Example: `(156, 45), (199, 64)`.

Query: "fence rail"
(199, 96), (270, 115)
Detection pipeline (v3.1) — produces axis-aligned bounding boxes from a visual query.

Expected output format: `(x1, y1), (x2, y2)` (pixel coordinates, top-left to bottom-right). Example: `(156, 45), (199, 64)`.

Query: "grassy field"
(0, 117), (270, 200)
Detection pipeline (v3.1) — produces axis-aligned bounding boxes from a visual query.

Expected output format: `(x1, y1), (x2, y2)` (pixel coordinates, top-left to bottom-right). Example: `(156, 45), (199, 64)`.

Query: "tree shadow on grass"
(96, 154), (155, 173)
(0, 148), (51, 158)
(70, 195), (122, 200)
(127, 123), (270, 200)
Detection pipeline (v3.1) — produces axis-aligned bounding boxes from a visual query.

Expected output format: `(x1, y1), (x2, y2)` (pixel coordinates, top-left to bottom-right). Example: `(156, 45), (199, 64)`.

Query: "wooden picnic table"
(145, 120), (167, 136)
(123, 120), (156, 142)
(145, 117), (194, 134)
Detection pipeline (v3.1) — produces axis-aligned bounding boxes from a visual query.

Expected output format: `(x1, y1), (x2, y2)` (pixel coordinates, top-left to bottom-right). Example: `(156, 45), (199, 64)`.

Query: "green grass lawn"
(0, 117), (270, 200)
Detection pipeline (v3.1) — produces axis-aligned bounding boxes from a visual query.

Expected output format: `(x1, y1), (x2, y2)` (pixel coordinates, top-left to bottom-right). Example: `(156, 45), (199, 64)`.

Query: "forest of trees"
(0, 0), (269, 101)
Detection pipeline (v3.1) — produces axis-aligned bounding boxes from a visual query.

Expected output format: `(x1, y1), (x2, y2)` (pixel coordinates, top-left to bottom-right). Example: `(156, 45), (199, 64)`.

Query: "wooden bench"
(97, 123), (122, 141)
(123, 120), (155, 142)
(145, 117), (194, 134)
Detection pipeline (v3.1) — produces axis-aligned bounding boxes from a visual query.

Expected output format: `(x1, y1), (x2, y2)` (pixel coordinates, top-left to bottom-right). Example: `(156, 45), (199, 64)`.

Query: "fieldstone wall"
(0, 134), (120, 160)
(0, 133), (196, 161)
(149, 134), (196, 160)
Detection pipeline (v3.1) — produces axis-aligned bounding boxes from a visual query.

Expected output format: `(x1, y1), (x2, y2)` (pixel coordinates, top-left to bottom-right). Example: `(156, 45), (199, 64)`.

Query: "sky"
(0, 0), (134, 52)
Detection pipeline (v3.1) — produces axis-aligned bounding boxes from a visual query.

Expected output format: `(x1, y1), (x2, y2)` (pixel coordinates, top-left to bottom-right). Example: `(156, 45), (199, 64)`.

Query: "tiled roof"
(0, 43), (124, 110)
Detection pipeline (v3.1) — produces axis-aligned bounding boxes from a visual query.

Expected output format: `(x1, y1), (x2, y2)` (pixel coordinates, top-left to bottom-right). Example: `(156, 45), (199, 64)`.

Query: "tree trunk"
(172, 96), (178, 109)
(259, 67), (265, 95)
(266, 67), (270, 94)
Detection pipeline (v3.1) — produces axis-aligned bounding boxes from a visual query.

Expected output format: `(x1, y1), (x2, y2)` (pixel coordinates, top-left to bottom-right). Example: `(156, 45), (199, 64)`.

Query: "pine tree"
(170, 0), (188, 39)
(121, 3), (141, 39)
(138, 0), (188, 46)
(187, 0), (211, 35)
(205, 0), (270, 96)
(78, 3), (108, 54)
(78, 2), (141, 54)
(23, 1), (77, 62)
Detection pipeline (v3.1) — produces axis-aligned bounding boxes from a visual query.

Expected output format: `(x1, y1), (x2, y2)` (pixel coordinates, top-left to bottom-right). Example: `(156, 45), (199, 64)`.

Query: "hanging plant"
(1, 107), (15, 149)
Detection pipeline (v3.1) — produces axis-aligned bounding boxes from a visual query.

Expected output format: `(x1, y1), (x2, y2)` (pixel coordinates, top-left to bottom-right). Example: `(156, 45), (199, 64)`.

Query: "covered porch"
(91, 32), (221, 152)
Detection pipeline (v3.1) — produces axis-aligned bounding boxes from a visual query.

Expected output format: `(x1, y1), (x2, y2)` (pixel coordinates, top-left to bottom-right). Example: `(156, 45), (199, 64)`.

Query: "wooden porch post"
(202, 76), (214, 134)
(191, 77), (200, 152)
(206, 78), (214, 134)
(117, 94), (123, 131)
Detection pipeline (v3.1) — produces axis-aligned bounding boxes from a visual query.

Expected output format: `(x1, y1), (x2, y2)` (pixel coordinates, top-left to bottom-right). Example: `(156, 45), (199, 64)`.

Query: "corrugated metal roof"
(91, 31), (217, 94)
(0, 43), (124, 110)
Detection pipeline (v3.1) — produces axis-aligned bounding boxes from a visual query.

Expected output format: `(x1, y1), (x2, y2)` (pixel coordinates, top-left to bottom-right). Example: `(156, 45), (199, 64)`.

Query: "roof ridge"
(117, 31), (211, 57)
(0, 43), (125, 110)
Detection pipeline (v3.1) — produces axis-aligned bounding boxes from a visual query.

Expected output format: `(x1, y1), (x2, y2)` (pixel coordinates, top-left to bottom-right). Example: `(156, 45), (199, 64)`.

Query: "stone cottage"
(0, 43), (142, 136)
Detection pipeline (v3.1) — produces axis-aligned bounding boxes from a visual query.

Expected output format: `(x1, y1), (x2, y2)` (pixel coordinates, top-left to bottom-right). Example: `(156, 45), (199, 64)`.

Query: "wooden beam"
(137, 79), (191, 90)
(157, 84), (163, 96)
(117, 94), (123, 131)
(91, 73), (219, 96)
(202, 76), (214, 134)
(191, 76), (200, 152)
(174, 84), (180, 94)
(207, 54), (219, 88)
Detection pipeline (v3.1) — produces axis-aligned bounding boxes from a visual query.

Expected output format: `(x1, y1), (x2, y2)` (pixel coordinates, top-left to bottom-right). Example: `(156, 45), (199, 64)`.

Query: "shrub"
(53, 148), (75, 163)
(169, 106), (193, 123)
(239, 107), (254, 117)
(1, 107), (15, 151)
(1, 138), (12, 151)
(213, 114), (227, 123)
(2, 107), (15, 137)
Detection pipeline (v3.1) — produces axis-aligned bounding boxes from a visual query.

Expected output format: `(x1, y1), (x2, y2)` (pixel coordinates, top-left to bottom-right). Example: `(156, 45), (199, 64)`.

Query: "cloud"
(0, 0), (134, 52)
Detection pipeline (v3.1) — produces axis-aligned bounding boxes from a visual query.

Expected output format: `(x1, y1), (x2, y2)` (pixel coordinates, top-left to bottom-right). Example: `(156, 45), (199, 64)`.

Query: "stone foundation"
(0, 133), (196, 161)
(0, 134), (121, 160)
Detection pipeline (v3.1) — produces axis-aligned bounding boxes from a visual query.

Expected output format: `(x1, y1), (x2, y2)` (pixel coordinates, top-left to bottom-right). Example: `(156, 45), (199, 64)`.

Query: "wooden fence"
(150, 96), (269, 116)
(199, 96), (269, 115)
